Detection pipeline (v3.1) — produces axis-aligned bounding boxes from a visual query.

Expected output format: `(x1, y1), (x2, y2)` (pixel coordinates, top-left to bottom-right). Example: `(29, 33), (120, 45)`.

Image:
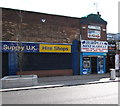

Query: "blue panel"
(104, 56), (106, 73)
(80, 53), (83, 75)
(83, 52), (107, 56)
(8, 52), (18, 75)
(72, 40), (79, 75)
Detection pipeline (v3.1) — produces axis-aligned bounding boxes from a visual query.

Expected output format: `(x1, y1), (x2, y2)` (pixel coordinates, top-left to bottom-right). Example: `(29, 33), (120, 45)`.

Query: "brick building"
(78, 13), (108, 75)
(1, 8), (108, 77)
(1, 8), (81, 77)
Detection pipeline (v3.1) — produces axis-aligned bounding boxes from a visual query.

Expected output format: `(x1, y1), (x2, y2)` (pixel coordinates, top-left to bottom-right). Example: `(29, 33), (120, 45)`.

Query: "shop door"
(91, 57), (97, 74)
(2, 53), (9, 77)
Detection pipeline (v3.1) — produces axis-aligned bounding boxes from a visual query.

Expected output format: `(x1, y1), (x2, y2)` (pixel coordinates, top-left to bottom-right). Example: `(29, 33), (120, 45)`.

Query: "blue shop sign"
(2, 42), (39, 53)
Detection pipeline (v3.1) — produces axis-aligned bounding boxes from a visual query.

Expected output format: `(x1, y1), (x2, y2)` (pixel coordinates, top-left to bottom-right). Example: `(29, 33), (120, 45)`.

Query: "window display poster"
(82, 57), (91, 74)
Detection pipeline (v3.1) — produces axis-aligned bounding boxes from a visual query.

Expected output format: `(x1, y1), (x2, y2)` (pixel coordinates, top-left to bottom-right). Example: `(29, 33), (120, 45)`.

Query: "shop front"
(80, 40), (108, 75)
(1, 41), (72, 77)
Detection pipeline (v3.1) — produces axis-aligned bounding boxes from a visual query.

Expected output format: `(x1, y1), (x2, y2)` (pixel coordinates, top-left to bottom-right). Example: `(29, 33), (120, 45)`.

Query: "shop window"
(87, 25), (101, 39)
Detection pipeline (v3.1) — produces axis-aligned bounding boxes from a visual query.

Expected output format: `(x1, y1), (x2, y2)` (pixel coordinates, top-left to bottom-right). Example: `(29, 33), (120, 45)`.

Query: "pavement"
(0, 73), (119, 92)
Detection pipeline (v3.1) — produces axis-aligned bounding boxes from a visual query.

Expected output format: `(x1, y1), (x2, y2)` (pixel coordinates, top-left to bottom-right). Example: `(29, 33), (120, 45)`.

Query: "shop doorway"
(91, 57), (97, 74)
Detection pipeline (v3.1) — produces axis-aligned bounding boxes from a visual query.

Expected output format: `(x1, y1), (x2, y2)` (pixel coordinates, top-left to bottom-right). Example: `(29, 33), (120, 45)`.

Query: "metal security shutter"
(2, 53), (9, 77)
(22, 53), (72, 71)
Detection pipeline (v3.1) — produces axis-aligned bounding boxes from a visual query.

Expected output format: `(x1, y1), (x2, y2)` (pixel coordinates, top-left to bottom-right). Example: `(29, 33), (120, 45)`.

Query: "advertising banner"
(1, 42), (72, 53)
(81, 40), (108, 53)
(39, 44), (71, 53)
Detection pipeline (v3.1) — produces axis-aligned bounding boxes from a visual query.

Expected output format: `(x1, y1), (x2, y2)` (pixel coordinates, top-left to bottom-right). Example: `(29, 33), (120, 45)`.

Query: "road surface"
(2, 82), (119, 104)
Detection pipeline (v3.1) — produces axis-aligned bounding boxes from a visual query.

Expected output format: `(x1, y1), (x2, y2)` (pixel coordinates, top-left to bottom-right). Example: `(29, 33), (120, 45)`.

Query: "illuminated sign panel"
(39, 44), (71, 53)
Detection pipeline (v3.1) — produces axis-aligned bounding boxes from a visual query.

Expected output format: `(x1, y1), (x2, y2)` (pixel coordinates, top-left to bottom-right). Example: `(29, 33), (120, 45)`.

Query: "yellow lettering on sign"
(39, 44), (71, 53)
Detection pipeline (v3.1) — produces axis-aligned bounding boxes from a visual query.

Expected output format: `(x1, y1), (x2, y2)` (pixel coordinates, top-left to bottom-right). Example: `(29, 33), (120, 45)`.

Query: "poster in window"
(82, 57), (91, 74)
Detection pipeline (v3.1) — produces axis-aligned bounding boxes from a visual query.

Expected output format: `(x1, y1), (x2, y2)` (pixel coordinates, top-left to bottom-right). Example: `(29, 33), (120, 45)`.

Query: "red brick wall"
(80, 24), (107, 41)
(17, 69), (73, 77)
(2, 8), (80, 43)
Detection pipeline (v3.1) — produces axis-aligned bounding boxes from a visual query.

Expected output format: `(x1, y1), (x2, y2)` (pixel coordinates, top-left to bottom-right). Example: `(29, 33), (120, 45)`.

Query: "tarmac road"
(2, 82), (119, 104)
